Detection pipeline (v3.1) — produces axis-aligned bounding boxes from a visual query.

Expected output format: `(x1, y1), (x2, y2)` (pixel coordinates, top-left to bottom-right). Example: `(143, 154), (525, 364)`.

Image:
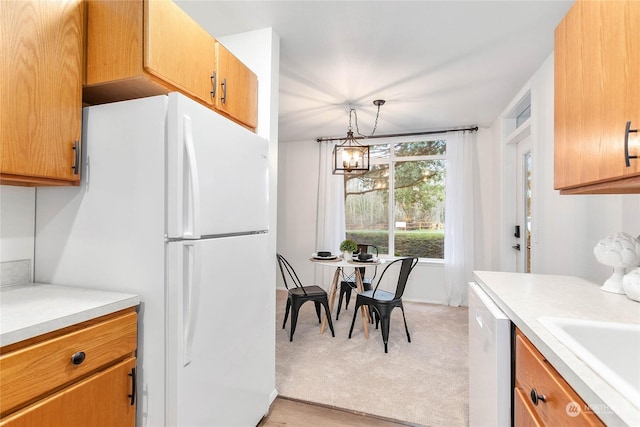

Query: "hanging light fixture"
(332, 99), (385, 175)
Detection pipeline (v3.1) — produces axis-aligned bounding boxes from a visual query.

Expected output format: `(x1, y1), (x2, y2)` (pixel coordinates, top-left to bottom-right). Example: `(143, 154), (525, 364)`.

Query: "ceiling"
(177, 1), (574, 143)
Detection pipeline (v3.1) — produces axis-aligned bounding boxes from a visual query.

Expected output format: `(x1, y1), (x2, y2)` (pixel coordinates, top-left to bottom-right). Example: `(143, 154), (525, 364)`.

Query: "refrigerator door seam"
(166, 230), (268, 243)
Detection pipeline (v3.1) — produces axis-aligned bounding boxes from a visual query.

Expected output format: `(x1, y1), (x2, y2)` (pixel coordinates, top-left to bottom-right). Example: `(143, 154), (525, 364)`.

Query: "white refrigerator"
(35, 93), (275, 426)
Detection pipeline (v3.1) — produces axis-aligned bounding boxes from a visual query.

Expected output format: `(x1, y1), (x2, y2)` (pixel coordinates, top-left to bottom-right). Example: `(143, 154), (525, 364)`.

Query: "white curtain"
(444, 131), (476, 306)
(314, 141), (345, 284)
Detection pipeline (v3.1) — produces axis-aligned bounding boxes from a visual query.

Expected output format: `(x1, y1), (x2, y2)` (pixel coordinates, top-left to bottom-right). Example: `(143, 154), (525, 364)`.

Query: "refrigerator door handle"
(182, 115), (201, 239)
(183, 242), (201, 366)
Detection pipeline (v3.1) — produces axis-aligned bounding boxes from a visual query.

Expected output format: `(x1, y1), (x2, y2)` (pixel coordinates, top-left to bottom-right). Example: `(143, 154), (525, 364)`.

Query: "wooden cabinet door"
(514, 387), (544, 427)
(1, 0), (83, 186)
(0, 357), (136, 427)
(145, 0), (215, 107)
(554, 0), (640, 192)
(214, 42), (258, 129)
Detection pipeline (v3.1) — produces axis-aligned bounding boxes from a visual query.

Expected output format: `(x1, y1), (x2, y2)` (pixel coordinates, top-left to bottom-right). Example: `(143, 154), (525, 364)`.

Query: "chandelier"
(332, 100), (385, 175)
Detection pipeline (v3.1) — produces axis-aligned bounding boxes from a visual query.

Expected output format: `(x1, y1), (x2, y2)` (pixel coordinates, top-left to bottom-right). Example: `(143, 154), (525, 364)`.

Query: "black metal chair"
(277, 253), (335, 341)
(336, 244), (379, 320)
(348, 257), (418, 353)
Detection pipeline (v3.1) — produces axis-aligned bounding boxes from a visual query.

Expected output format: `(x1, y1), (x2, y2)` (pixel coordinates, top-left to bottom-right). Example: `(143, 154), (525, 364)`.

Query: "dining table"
(310, 256), (382, 339)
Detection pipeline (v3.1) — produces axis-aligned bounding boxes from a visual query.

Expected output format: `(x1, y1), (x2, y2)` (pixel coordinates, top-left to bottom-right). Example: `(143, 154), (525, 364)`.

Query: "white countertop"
(473, 271), (640, 427)
(0, 283), (140, 347)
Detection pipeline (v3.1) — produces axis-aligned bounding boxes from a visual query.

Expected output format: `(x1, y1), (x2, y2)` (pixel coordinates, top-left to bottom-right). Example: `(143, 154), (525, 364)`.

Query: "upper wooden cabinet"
(554, 0), (640, 194)
(84, 0), (257, 131)
(214, 42), (259, 130)
(1, 0), (84, 186)
(84, 0), (214, 107)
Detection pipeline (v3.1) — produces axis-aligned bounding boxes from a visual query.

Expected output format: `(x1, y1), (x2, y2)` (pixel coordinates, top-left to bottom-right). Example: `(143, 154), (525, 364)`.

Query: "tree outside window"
(344, 139), (446, 258)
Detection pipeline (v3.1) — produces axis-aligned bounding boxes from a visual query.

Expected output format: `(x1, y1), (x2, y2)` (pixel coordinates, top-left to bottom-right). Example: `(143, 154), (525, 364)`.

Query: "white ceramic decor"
(593, 232), (640, 294)
(623, 267), (640, 302)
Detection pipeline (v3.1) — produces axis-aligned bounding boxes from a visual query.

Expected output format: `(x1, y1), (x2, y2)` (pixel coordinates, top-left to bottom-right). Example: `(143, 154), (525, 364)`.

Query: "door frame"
(499, 87), (533, 273)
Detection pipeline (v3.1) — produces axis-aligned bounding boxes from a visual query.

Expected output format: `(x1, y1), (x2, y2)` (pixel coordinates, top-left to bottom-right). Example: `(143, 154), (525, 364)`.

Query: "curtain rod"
(316, 126), (478, 143)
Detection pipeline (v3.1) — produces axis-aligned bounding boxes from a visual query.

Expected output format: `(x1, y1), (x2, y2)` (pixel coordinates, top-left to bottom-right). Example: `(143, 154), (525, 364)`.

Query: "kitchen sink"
(538, 316), (640, 408)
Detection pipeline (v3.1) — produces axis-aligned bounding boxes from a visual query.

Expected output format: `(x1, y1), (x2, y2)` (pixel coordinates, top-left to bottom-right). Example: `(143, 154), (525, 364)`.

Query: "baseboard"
(269, 388), (278, 405)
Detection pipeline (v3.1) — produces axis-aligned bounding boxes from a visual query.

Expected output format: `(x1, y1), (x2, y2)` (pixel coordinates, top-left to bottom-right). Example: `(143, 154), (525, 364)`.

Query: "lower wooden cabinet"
(0, 358), (136, 427)
(0, 308), (137, 426)
(514, 329), (605, 427)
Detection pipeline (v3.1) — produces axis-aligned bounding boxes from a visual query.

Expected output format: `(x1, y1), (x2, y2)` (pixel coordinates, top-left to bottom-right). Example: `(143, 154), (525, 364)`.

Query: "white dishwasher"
(468, 281), (512, 427)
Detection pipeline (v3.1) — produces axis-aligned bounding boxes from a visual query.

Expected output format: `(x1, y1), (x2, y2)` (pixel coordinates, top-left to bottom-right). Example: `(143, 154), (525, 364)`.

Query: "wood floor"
(257, 397), (423, 427)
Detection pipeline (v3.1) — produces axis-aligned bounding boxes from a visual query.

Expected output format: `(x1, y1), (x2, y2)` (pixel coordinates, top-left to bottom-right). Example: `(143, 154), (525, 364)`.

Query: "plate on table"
(350, 257), (378, 263)
(312, 253), (338, 260)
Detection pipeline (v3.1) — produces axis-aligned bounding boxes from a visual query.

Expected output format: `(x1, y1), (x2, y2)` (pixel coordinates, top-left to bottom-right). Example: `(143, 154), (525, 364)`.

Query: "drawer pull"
(530, 388), (546, 406)
(70, 351), (86, 365)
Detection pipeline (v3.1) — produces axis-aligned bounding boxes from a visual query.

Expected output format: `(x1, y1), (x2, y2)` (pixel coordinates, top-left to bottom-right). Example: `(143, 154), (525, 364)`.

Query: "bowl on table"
(357, 253), (373, 261)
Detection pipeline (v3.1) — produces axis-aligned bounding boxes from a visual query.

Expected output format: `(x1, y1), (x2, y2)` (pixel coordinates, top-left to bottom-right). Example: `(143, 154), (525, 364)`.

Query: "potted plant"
(339, 239), (358, 260)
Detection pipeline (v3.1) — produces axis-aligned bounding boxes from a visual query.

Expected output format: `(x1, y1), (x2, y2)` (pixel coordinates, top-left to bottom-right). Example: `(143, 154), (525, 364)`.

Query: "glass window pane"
(368, 143), (390, 160)
(344, 164), (389, 255)
(516, 104), (531, 128)
(393, 160), (446, 258)
(394, 140), (446, 157)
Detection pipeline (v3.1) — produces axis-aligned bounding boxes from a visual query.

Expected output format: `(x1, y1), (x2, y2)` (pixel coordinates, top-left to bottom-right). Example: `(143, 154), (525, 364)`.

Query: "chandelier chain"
(351, 103), (382, 138)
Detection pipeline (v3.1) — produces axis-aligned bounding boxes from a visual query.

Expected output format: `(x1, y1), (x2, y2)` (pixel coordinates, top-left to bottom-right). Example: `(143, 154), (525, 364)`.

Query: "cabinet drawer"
(514, 330), (604, 427)
(0, 310), (137, 416)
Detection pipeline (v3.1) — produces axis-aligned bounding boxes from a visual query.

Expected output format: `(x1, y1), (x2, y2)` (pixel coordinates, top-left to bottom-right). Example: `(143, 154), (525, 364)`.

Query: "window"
(344, 138), (446, 259)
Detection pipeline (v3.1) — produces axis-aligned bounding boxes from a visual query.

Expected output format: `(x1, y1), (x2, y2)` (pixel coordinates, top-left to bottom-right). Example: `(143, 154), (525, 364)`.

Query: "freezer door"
(167, 93), (269, 239)
(166, 234), (272, 426)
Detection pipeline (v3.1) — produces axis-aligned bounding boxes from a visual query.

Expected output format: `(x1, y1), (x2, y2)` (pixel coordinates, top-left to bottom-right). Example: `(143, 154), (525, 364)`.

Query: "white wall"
(275, 140), (321, 289)
(494, 54), (640, 284)
(0, 186), (35, 285)
(0, 186), (34, 262)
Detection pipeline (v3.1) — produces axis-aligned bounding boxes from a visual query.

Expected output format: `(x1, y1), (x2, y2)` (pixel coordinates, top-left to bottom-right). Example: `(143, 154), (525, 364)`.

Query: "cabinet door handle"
(530, 388), (546, 406)
(221, 78), (227, 105)
(210, 71), (216, 99)
(128, 367), (136, 406)
(70, 351), (86, 365)
(71, 140), (80, 175)
(625, 121), (638, 167)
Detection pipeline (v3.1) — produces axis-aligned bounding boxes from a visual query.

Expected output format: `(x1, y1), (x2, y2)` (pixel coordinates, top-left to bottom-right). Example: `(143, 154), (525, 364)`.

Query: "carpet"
(275, 289), (469, 427)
